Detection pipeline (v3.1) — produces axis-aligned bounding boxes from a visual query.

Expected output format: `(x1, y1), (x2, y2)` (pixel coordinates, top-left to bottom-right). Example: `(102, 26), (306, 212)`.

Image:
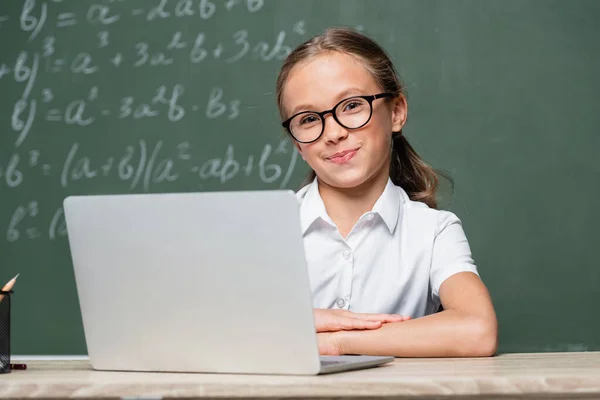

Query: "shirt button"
(336, 298), (346, 308)
(342, 250), (351, 259)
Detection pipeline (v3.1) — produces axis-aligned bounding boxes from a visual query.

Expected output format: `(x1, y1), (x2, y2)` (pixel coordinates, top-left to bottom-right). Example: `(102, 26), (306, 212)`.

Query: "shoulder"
(398, 186), (464, 237)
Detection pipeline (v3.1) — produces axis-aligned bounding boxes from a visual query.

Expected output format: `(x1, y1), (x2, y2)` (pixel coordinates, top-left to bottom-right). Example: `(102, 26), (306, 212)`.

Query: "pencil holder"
(0, 290), (12, 374)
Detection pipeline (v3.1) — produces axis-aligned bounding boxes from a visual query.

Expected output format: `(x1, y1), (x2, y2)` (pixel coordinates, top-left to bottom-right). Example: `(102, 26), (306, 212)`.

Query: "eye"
(341, 99), (366, 113)
(299, 114), (319, 125)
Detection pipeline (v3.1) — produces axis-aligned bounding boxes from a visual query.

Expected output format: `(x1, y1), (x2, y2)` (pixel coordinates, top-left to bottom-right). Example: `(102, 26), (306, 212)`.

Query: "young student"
(276, 27), (498, 357)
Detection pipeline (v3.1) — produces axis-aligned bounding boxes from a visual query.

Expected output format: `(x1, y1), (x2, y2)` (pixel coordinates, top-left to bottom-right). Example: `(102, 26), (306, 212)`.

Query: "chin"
(318, 169), (370, 189)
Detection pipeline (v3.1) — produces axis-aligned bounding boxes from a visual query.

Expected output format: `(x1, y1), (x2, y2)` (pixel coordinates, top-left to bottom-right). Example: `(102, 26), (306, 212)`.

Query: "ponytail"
(391, 131), (450, 209)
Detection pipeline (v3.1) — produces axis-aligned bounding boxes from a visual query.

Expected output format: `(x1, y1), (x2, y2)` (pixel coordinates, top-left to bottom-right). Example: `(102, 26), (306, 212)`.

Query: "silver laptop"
(63, 190), (394, 375)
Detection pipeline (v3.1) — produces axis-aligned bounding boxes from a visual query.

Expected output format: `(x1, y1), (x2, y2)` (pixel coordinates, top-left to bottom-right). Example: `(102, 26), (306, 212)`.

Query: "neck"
(318, 168), (389, 238)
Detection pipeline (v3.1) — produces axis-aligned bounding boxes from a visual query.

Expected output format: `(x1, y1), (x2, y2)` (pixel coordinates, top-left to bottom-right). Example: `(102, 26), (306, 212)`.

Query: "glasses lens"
(290, 112), (322, 142)
(336, 97), (371, 129)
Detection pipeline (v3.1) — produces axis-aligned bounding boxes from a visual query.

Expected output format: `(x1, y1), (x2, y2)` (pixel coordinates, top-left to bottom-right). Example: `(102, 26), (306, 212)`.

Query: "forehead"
(282, 52), (380, 115)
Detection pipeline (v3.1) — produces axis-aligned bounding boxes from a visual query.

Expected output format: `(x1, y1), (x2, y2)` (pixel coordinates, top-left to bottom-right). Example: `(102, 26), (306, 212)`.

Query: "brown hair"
(276, 27), (450, 209)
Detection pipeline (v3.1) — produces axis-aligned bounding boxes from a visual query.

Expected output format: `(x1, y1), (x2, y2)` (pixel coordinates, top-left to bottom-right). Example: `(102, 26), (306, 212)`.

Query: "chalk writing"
(6, 202), (66, 242)
(20, 0), (47, 41)
(1, 0), (308, 246)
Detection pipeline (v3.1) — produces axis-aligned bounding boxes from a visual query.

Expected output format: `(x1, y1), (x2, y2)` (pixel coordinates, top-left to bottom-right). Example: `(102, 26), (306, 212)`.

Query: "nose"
(322, 112), (348, 144)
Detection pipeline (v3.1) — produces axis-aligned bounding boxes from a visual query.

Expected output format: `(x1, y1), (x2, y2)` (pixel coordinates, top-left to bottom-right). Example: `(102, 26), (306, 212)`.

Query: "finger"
(382, 315), (411, 322)
(354, 313), (412, 323)
(318, 321), (352, 332)
(339, 319), (382, 330)
(353, 313), (405, 322)
(320, 319), (381, 332)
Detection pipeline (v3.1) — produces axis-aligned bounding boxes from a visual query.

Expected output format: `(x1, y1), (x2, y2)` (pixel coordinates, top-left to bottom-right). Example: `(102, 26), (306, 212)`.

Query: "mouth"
(326, 148), (359, 164)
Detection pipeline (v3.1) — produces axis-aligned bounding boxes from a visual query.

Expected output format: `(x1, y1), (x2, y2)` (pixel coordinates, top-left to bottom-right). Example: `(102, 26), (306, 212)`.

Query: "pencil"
(0, 274), (19, 302)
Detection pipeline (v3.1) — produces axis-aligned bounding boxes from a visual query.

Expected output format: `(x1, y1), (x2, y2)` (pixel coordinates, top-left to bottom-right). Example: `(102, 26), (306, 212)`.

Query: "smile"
(326, 148), (359, 164)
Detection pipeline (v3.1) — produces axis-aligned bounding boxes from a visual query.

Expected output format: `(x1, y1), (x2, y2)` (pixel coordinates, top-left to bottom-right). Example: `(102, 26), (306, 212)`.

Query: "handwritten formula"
(0, 0), (310, 245)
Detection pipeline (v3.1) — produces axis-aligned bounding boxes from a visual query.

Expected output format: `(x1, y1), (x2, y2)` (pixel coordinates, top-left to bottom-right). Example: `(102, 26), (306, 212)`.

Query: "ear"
(391, 94), (408, 133)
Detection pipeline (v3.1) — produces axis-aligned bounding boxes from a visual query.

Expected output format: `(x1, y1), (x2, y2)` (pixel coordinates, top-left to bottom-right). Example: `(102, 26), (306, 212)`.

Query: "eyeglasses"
(282, 93), (396, 143)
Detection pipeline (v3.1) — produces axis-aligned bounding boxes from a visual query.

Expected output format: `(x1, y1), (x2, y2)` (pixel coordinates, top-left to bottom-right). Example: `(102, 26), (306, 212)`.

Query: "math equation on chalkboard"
(0, 0), (319, 245)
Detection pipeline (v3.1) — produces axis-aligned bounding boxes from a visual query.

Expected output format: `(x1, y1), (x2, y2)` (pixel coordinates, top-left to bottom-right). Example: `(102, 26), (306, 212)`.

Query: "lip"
(326, 148), (359, 164)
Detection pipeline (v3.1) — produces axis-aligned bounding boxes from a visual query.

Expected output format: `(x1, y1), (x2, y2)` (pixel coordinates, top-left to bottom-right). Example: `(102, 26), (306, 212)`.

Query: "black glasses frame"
(281, 92), (396, 144)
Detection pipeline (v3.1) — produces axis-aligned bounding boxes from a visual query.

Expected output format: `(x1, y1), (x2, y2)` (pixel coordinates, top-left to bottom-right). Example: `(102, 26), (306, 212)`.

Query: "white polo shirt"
(296, 177), (479, 318)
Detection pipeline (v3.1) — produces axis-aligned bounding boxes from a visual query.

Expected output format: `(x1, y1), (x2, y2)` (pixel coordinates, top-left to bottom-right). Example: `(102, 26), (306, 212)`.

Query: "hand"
(317, 332), (344, 356)
(314, 308), (410, 333)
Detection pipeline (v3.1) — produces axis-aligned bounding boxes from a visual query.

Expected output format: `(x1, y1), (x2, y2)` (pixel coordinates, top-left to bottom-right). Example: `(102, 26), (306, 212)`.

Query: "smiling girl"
(276, 28), (497, 357)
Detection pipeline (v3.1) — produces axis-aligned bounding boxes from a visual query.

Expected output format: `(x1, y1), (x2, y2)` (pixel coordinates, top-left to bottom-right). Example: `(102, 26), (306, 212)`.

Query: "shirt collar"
(299, 177), (334, 234)
(372, 178), (402, 234)
(298, 177), (403, 235)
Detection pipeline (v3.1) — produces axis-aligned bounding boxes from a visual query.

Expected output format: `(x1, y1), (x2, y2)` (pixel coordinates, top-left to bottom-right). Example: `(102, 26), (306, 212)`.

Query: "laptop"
(63, 190), (394, 375)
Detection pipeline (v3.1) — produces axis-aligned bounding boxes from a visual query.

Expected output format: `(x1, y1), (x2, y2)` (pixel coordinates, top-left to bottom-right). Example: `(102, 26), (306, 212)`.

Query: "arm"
(324, 271), (497, 357)
(319, 211), (497, 357)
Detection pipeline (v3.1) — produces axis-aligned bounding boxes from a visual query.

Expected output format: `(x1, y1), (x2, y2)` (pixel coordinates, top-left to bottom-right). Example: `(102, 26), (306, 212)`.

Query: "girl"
(276, 28), (498, 357)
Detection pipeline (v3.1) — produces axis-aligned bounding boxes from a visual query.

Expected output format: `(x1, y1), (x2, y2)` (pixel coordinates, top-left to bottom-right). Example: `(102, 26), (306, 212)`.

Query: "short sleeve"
(430, 211), (479, 298)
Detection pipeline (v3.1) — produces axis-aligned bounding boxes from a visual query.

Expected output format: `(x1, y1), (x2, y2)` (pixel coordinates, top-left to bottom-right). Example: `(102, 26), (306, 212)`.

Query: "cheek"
(366, 114), (393, 149)
(374, 106), (394, 132)
(296, 142), (317, 160)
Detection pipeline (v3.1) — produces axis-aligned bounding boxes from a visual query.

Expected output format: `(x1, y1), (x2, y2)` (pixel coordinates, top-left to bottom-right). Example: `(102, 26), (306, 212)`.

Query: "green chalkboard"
(1, 0), (599, 355)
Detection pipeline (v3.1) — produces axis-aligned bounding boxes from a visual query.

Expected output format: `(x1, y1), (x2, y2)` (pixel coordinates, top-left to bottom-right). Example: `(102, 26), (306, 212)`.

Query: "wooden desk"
(2, 352), (600, 399)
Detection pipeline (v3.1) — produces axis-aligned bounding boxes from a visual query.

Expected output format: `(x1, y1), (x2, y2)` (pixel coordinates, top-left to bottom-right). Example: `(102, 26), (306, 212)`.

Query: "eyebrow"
(288, 87), (366, 116)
